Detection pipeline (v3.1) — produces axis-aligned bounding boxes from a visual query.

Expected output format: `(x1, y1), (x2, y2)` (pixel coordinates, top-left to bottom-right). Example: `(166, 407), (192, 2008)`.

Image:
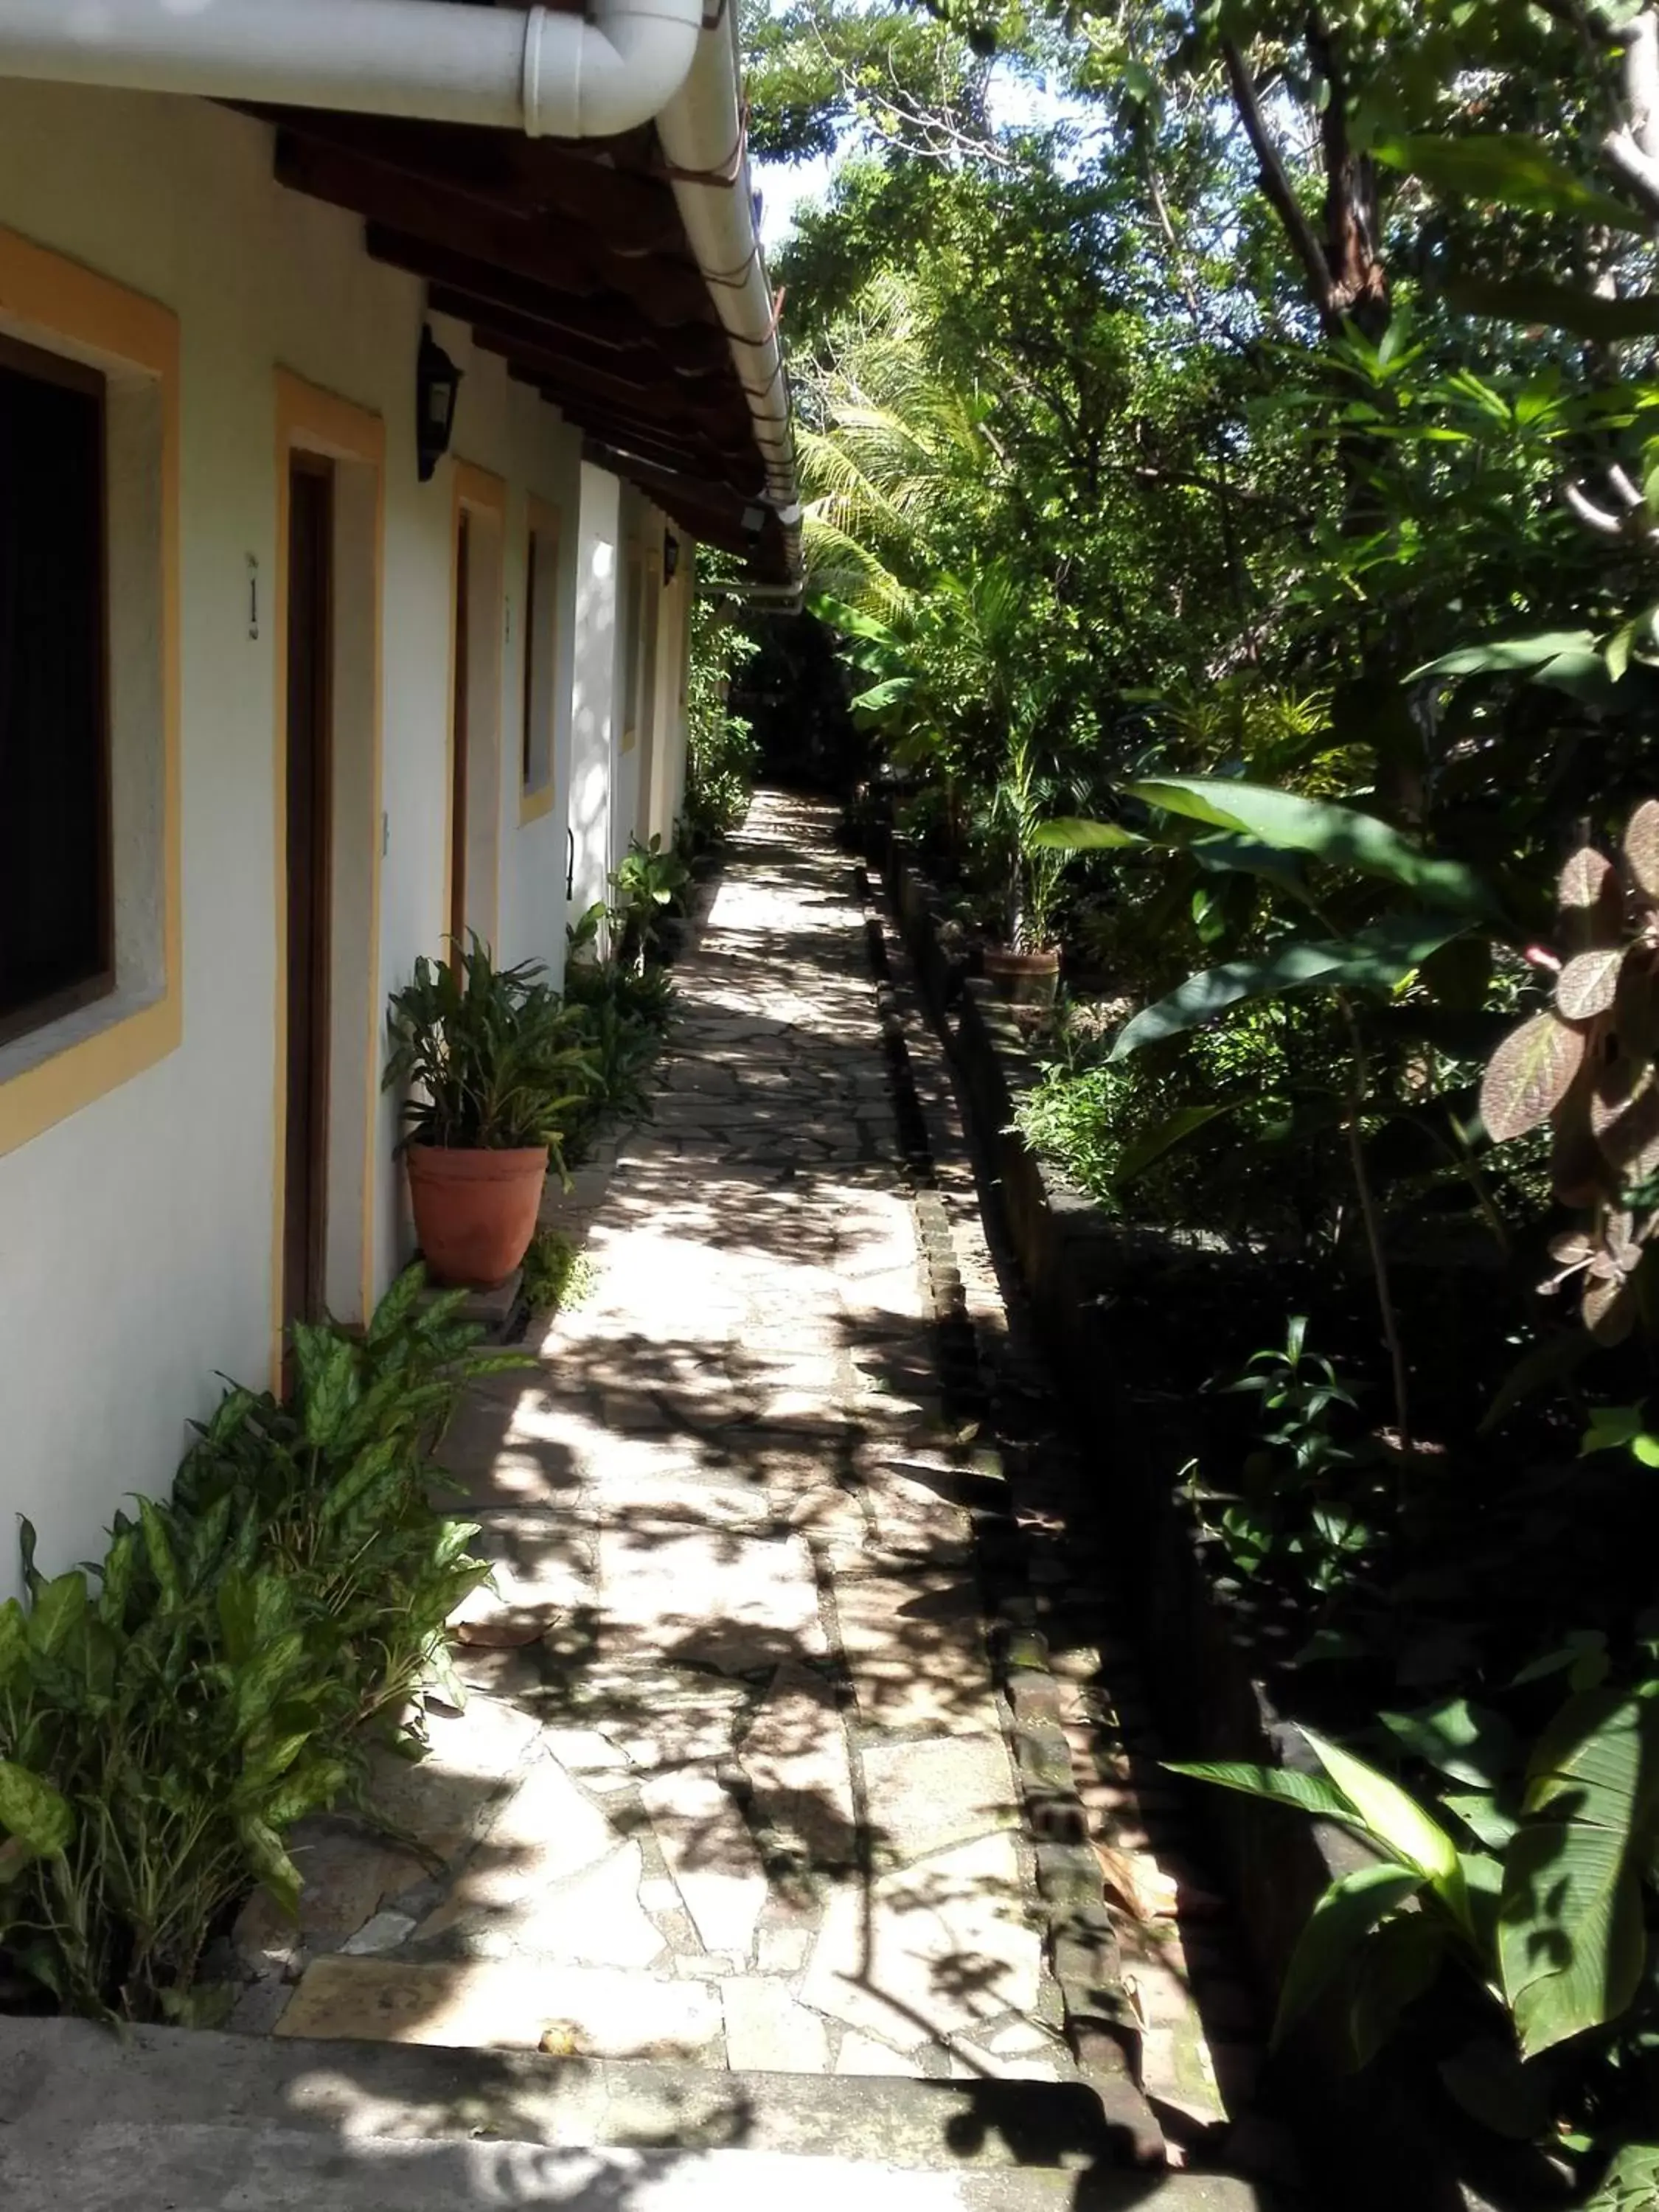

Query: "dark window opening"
(521, 526), (539, 790)
(0, 336), (111, 1047)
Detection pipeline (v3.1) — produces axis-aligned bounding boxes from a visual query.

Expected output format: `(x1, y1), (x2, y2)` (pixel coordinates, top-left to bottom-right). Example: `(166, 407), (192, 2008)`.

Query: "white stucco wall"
(0, 83), (614, 1590)
(567, 462), (619, 931)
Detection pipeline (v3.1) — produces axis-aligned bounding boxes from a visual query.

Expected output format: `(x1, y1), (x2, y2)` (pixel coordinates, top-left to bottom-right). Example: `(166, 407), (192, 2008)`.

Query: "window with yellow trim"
(0, 333), (111, 1047)
(0, 228), (178, 1159)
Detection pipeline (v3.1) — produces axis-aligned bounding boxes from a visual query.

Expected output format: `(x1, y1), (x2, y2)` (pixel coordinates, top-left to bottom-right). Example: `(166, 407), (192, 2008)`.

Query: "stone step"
(0, 2020), (1265, 2209)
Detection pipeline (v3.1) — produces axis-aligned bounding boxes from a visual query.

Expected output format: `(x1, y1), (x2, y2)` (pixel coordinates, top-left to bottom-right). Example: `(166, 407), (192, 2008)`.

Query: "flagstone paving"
(243, 790), (1068, 2085)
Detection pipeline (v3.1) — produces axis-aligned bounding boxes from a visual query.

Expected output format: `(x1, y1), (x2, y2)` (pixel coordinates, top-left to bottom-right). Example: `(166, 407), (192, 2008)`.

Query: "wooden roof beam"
(367, 229), (735, 378)
(427, 285), (719, 393)
(274, 131), (714, 331)
(475, 327), (754, 448)
(529, 383), (755, 492)
(242, 103), (684, 255)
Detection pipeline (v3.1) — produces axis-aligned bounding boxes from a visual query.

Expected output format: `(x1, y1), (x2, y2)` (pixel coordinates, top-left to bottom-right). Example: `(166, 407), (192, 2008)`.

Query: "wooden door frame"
(444, 461), (507, 960)
(271, 371), (386, 1385)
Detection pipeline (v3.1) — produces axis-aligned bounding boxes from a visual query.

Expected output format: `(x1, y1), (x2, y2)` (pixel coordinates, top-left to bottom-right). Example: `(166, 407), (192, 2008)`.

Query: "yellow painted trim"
(0, 227), (181, 1162)
(518, 492), (561, 824)
(271, 370), (386, 1380)
(444, 459), (507, 955)
(454, 459), (507, 518)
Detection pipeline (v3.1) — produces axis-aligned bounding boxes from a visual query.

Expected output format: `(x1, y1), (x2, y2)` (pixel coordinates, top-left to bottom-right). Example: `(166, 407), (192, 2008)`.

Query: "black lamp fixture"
(662, 529), (681, 584)
(416, 324), (462, 484)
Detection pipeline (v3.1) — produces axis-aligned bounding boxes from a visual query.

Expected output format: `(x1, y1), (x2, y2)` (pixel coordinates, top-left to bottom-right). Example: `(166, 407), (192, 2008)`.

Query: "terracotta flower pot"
(406, 1144), (549, 1289)
(983, 945), (1060, 1008)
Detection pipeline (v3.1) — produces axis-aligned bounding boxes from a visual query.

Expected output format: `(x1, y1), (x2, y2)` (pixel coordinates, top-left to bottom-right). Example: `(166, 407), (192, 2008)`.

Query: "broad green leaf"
(365, 1263), (429, 1349)
(1379, 1699), (1519, 1788)
(234, 1630), (308, 1734)
(1443, 1792), (1520, 1851)
(1413, 632), (1596, 681)
(1349, 1912), (1448, 2068)
(1443, 276), (1659, 343)
(295, 1327), (358, 1449)
(1273, 1862), (1424, 2046)
(1189, 834), (1315, 907)
(1121, 777), (1495, 916)
(1110, 915), (1469, 1062)
(28, 1571), (89, 1658)
(1029, 815), (1147, 850)
(1480, 1012), (1587, 1144)
(1166, 1759), (1358, 1826)
(136, 1498), (181, 1610)
(0, 1599), (25, 1688)
(1113, 1102), (1237, 1186)
(319, 1437), (401, 1527)
(1374, 135), (1646, 233)
(1582, 2141), (1659, 2212)
(217, 1568), (259, 1666)
(0, 1759), (75, 1860)
(1499, 1692), (1658, 2056)
(1304, 1731), (1465, 1907)
(96, 1528), (137, 1630)
(238, 1814), (305, 1919)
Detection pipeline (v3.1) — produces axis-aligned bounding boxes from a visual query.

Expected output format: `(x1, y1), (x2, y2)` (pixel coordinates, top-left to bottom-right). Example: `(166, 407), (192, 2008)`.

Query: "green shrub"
(609, 835), (689, 971)
(384, 935), (592, 1154)
(684, 592), (759, 846)
(521, 1228), (596, 1315)
(0, 1267), (517, 2022)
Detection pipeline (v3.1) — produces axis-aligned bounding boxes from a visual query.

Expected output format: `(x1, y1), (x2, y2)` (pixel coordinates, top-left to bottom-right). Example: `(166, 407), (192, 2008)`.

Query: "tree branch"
(1220, 34), (1333, 310)
(1602, 122), (1659, 219)
(1624, 4), (1659, 156)
(1601, 4), (1659, 217)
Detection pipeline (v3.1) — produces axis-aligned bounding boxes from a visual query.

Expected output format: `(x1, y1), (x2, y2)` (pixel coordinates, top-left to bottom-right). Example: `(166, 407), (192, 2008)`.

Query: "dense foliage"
(754, 0), (1659, 2180)
(0, 1270), (512, 2021)
(684, 586), (762, 846)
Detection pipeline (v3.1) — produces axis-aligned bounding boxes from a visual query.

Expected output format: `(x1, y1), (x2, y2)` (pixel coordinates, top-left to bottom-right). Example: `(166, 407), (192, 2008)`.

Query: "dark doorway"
(283, 455), (334, 1335)
(449, 508), (471, 959)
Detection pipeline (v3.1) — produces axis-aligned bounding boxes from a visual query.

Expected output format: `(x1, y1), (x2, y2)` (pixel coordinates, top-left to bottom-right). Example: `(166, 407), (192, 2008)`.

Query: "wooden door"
(449, 509), (471, 958)
(283, 456), (333, 1335)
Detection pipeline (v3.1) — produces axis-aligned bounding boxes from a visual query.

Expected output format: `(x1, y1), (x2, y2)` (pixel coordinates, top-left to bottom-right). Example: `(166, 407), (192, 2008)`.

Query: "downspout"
(655, 9), (801, 575)
(0, 0), (702, 140)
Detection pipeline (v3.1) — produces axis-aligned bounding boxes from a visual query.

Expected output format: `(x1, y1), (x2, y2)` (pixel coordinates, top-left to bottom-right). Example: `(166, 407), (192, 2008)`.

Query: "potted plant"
(983, 728), (1068, 1006)
(609, 833), (691, 971)
(384, 936), (591, 1288)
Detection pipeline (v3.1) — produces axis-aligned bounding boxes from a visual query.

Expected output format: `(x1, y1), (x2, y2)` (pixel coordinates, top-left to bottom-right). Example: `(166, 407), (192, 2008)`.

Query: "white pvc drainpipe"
(0, 0), (702, 139)
(657, 7), (799, 533)
(0, 0), (799, 550)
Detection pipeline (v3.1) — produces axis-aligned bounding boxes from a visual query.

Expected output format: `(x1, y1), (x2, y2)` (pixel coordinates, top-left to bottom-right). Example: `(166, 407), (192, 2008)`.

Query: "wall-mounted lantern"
(663, 530), (681, 584)
(416, 324), (462, 483)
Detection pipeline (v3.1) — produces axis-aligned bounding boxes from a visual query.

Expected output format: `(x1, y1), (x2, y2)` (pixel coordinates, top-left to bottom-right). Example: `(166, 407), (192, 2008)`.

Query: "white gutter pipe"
(0, 0), (703, 142)
(655, 7), (799, 547)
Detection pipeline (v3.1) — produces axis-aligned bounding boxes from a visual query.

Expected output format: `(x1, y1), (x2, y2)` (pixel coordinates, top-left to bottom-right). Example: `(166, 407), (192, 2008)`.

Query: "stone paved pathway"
(244, 791), (1067, 2086)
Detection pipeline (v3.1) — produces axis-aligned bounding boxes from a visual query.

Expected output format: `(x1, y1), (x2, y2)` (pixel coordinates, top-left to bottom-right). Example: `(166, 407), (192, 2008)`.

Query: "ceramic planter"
(406, 1143), (548, 1288)
(983, 944), (1060, 1008)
